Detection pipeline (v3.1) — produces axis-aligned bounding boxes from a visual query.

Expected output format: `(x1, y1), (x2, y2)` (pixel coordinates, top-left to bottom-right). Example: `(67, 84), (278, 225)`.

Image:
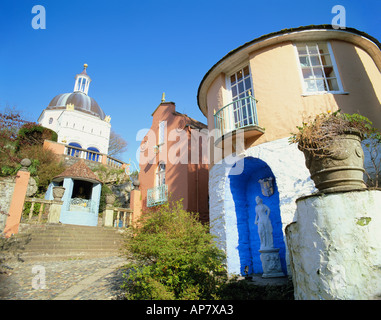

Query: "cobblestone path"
(0, 256), (128, 300)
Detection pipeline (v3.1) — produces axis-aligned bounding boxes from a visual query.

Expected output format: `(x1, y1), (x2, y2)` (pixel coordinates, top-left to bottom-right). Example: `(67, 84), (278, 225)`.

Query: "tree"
(0, 107), (32, 165)
(0, 107), (65, 193)
(108, 129), (127, 158)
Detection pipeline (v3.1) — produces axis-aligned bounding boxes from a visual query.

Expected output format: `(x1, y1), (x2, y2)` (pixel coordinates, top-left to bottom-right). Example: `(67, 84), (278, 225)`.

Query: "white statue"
(255, 196), (274, 250)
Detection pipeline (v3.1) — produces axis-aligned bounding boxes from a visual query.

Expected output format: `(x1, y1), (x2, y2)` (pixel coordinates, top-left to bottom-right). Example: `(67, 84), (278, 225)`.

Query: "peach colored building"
(138, 98), (209, 223)
(196, 25), (381, 276)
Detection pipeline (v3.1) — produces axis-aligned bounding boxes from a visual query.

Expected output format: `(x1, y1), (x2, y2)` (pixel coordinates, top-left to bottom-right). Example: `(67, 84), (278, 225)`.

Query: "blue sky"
(1, 0), (380, 166)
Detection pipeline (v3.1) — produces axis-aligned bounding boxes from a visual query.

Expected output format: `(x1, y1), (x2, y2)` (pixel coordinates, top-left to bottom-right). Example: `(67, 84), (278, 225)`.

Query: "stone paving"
(0, 255), (129, 300)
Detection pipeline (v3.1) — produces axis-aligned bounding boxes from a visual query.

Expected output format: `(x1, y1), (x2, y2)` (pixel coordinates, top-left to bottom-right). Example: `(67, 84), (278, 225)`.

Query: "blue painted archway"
(229, 157), (287, 275)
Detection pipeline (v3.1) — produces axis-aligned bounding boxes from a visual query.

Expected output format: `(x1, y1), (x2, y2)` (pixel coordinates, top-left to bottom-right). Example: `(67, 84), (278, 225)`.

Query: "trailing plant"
(289, 110), (374, 158)
(121, 200), (227, 300)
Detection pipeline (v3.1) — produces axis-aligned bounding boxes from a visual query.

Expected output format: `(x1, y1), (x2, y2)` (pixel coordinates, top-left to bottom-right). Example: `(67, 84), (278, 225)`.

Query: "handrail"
(63, 144), (125, 168)
(147, 184), (168, 207)
(23, 197), (54, 223)
(114, 207), (132, 228)
(214, 95), (259, 138)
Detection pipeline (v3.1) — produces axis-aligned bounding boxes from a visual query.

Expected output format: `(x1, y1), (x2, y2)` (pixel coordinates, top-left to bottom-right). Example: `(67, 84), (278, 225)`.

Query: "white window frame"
(158, 121), (165, 146)
(225, 63), (254, 104)
(294, 41), (347, 96)
(222, 64), (255, 132)
(74, 76), (90, 95)
(156, 162), (166, 187)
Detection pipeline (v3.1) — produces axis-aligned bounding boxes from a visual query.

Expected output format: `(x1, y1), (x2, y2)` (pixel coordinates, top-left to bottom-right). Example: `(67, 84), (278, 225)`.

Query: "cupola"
(74, 63), (91, 95)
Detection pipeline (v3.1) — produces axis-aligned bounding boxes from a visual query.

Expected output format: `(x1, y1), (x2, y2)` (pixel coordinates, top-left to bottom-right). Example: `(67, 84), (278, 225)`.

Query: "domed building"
(38, 64), (111, 156)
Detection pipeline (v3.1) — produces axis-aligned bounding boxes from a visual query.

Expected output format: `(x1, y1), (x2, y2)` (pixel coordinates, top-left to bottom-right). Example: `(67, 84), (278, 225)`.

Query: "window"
(156, 162), (166, 186)
(86, 147), (100, 162)
(230, 66), (253, 101)
(227, 65), (256, 128)
(49, 117), (53, 124)
(296, 42), (343, 94)
(67, 142), (82, 157)
(158, 121), (165, 145)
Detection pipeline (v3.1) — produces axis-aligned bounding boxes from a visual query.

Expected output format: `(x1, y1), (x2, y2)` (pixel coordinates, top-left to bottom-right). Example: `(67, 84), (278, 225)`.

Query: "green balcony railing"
(214, 95), (259, 138)
(147, 184), (168, 207)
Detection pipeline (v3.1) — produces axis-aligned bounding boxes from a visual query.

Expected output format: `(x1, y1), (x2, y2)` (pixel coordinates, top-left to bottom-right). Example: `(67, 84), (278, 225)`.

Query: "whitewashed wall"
(209, 137), (316, 275)
(287, 190), (381, 300)
(39, 109), (111, 154)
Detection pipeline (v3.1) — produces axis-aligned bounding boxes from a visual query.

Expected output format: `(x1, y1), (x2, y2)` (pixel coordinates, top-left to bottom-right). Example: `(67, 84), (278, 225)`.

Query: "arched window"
(86, 147), (100, 162)
(68, 142), (82, 157)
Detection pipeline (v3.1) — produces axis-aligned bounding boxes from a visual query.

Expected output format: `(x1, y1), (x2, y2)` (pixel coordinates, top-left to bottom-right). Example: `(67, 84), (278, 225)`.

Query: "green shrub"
(18, 144), (65, 194)
(16, 123), (57, 150)
(122, 200), (227, 300)
(99, 184), (113, 213)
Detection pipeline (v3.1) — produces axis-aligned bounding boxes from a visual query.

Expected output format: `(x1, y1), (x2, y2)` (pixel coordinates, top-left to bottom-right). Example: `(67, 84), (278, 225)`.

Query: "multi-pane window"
(229, 66), (254, 128)
(296, 42), (342, 93)
(156, 162), (166, 186)
(158, 121), (165, 145)
(74, 76), (89, 94)
(230, 66), (252, 100)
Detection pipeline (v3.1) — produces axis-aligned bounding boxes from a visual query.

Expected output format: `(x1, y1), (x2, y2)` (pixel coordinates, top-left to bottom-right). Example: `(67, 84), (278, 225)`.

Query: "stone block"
(287, 190), (381, 300)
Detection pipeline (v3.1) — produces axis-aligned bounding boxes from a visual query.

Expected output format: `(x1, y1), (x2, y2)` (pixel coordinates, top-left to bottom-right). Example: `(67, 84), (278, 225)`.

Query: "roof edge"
(196, 24), (381, 116)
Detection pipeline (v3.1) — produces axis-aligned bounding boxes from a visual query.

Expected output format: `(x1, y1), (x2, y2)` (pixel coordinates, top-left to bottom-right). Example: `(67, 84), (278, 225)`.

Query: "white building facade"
(38, 64), (111, 156)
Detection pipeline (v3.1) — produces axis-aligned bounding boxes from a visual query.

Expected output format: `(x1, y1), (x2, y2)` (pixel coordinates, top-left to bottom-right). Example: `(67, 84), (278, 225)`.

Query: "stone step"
(25, 242), (123, 250)
(19, 224), (122, 234)
(21, 250), (123, 262)
(25, 233), (123, 240)
(27, 238), (123, 244)
(16, 223), (126, 261)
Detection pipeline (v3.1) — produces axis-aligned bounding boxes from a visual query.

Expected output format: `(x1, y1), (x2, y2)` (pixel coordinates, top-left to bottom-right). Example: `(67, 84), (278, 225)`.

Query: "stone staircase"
(17, 223), (126, 261)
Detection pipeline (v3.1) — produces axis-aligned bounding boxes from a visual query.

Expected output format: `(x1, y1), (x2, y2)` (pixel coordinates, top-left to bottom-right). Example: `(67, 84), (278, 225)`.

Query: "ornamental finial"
(161, 92), (165, 103)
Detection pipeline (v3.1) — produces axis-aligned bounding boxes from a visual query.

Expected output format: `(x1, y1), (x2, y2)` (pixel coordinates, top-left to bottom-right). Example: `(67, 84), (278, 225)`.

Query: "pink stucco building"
(137, 98), (209, 223)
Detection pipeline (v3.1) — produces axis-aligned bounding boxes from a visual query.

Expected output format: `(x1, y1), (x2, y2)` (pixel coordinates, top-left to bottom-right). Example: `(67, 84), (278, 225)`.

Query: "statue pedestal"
(259, 248), (285, 278)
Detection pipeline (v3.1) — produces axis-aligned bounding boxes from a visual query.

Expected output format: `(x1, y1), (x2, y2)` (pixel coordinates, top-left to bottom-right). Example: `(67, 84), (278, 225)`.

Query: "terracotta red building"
(138, 96), (209, 223)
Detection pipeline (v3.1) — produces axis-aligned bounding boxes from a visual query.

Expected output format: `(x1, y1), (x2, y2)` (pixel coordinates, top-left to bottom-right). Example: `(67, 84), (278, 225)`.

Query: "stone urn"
(302, 132), (366, 193)
(52, 186), (66, 201)
(133, 179), (140, 189)
(105, 194), (116, 205)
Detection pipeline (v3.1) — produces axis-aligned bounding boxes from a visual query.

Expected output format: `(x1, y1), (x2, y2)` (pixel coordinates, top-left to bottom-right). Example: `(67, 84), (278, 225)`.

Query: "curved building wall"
(204, 37), (381, 167)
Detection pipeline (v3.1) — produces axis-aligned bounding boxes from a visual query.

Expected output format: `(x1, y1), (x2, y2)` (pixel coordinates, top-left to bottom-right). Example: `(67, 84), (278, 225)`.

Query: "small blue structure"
(46, 160), (102, 226)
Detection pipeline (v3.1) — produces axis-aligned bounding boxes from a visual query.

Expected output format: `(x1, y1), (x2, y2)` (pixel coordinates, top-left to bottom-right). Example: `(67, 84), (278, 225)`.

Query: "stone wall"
(287, 190), (381, 299)
(0, 177), (16, 232)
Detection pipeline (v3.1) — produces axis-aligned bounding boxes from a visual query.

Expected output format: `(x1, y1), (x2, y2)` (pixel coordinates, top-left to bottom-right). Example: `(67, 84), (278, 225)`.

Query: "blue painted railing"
(147, 184), (168, 207)
(214, 95), (259, 138)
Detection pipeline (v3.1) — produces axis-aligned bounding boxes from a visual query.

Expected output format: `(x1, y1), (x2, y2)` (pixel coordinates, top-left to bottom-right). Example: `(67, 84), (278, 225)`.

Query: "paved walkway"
(0, 256), (128, 300)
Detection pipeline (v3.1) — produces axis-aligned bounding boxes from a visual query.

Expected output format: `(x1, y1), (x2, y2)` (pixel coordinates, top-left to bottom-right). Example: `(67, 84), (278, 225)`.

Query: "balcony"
(214, 95), (264, 148)
(43, 140), (128, 170)
(147, 184), (168, 207)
